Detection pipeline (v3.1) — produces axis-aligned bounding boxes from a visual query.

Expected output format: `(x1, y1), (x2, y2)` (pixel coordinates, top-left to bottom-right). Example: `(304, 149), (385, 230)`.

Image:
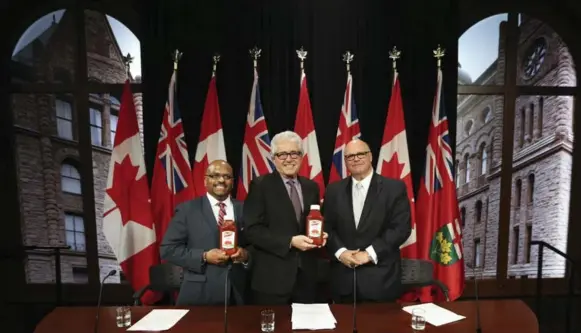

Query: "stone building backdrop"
(457, 15), (575, 279)
(11, 9), (142, 284)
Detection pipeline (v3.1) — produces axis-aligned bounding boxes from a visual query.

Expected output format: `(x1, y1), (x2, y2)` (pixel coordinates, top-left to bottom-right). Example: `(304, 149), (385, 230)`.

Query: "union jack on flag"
(328, 72), (361, 184)
(423, 68), (455, 194)
(150, 69), (194, 245)
(236, 69), (275, 200)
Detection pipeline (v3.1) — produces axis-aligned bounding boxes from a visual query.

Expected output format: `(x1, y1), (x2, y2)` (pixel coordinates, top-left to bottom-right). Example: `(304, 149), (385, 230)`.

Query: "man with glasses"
(244, 130), (327, 305)
(160, 160), (251, 305)
(323, 139), (411, 303)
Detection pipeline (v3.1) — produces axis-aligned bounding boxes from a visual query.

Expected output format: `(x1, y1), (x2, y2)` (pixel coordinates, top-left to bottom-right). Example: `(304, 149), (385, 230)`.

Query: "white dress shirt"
(335, 171), (379, 264)
(206, 193), (235, 224)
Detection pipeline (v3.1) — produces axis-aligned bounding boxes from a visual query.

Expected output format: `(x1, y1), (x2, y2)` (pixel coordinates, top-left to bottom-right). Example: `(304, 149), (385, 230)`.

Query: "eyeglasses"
(205, 174), (234, 181)
(274, 151), (302, 160)
(344, 151), (370, 161)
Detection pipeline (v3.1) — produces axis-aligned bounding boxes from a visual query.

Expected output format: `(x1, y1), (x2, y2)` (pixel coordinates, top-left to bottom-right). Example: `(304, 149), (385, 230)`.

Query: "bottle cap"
(310, 204), (320, 210)
(223, 214), (235, 221)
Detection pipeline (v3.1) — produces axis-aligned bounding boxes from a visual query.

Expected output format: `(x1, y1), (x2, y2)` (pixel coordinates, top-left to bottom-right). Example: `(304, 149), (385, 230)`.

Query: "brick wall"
(457, 16), (574, 279)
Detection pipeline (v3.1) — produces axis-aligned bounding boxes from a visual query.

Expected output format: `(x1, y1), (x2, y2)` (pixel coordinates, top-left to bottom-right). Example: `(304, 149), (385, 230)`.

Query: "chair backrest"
(401, 259), (435, 287)
(148, 263), (183, 292)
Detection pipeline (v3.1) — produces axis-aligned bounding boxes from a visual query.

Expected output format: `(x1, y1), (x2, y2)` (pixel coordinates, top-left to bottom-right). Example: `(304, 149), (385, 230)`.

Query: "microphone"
(94, 269), (117, 333)
(224, 261), (233, 333)
(352, 267), (357, 333)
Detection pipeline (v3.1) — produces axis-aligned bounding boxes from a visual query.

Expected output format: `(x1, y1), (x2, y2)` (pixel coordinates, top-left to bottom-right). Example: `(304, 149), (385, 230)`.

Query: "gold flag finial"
(388, 46), (401, 73)
(172, 49), (183, 71)
(122, 53), (134, 79)
(212, 53), (221, 76)
(342, 51), (354, 73)
(249, 46), (262, 69)
(296, 46), (307, 71)
(433, 44), (445, 68)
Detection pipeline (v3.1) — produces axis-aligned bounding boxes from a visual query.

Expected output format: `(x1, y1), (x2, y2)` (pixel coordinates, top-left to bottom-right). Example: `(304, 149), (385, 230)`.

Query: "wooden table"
(35, 299), (538, 333)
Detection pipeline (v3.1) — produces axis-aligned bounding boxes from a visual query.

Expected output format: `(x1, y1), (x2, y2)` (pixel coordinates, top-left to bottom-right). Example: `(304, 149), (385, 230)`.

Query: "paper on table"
(291, 303), (337, 330)
(402, 303), (466, 327)
(127, 309), (189, 331)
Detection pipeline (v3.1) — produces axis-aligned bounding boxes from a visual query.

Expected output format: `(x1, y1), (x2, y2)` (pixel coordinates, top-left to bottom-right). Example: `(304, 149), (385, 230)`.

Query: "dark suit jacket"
(160, 196), (250, 305)
(323, 173), (411, 302)
(243, 171), (321, 296)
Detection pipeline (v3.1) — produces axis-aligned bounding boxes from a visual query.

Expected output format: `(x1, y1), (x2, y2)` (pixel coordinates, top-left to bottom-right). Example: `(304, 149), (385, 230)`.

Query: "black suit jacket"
(243, 171), (321, 296)
(323, 173), (411, 301)
(160, 196), (250, 305)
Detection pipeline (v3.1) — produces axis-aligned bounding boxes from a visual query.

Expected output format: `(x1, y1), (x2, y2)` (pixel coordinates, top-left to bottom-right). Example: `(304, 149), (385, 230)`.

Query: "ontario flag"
(416, 67), (465, 302)
(150, 69), (195, 245)
(329, 72), (361, 184)
(235, 68), (275, 200)
(294, 71), (325, 200)
(191, 74), (227, 196)
(103, 80), (159, 304)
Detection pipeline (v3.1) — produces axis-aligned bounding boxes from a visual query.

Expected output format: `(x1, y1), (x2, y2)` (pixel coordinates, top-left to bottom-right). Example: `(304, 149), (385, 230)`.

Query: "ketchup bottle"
(219, 215), (238, 256)
(306, 205), (324, 246)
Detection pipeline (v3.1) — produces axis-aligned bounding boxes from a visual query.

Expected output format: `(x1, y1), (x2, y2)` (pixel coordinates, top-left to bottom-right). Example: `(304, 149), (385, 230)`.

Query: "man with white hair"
(244, 130), (327, 305)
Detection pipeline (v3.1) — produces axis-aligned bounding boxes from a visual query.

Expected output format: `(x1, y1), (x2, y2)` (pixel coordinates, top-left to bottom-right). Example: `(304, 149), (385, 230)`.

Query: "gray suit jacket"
(160, 196), (250, 305)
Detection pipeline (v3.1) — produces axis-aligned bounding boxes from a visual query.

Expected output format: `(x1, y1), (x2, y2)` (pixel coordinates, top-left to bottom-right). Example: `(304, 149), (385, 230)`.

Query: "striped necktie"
(217, 202), (226, 226)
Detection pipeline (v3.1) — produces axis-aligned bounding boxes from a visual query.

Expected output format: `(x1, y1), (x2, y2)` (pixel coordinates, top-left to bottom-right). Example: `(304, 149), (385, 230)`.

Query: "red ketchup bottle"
(219, 215), (238, 256)
(306, 205), (324, 246)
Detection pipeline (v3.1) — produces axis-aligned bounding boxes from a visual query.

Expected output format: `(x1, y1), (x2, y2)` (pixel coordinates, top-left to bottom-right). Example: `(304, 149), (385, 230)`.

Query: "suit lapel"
(298, 177), (313, 218)
(271, 173), (300, 229)
(201, 196), (219, 236)
(233, 200), (243, 228)
(357, 174), (383, 230)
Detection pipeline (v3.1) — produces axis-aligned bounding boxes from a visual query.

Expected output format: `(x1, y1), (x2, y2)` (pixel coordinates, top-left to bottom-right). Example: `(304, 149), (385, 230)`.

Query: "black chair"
(133, 263), (183, 305)
(401, 258), (450, 301)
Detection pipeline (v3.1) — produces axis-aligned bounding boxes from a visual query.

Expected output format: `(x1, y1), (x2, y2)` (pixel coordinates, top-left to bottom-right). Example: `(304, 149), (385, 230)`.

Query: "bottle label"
(221, 230), (235, 249)
(308, 220), (322, 237)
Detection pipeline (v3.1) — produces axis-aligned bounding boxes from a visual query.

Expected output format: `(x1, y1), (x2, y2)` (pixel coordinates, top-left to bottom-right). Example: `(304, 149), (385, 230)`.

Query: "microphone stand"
(352, 267), (357, 333)
(224, 261), (232, 333)
(94, 269), (117, 333)
(469, 217), (482, 333)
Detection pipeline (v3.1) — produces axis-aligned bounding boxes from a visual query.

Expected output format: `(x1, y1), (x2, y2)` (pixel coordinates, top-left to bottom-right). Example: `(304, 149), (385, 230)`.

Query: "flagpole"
(342, 50), (354, 74)
(433, 44), (445, 68)
(388, 46), (401, 85)
(212, 53), (220, 78)
(296, 46), (307, 76)
(123, 53), (133, 81)
(249, 46), (261, 70)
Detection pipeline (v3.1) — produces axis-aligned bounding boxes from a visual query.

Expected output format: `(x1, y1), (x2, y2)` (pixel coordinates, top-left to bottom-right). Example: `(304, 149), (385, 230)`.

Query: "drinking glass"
(411, 308), (426, 330)
(116, 306), (132, 327)
(260, 309), (275, 332)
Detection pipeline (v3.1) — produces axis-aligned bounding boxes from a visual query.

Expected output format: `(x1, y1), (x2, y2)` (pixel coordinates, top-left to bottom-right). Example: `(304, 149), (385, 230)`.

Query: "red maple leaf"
(106, 156), (151, 227)
(380, 152), (406, 181)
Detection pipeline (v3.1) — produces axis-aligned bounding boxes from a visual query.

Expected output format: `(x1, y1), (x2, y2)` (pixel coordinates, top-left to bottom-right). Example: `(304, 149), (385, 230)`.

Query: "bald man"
(160, 160), (251, 305)
(323, 139), (411, 303)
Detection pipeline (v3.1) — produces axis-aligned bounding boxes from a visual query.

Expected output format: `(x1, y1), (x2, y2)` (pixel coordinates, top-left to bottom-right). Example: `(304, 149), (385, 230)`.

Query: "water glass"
(116, 306), (132, 328)
(411, 308), (426, 330)
(260, 309), (275, 332)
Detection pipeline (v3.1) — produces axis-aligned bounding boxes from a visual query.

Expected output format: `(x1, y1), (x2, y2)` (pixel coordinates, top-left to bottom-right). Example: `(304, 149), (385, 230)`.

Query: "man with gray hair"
(244, 130), (327, 305)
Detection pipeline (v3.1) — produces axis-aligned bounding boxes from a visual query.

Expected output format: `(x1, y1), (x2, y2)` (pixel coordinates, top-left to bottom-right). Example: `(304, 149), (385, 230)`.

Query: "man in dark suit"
(160, 160), (251, 305)
(244, 130), (328, 305)
(323, 139), (411, 303)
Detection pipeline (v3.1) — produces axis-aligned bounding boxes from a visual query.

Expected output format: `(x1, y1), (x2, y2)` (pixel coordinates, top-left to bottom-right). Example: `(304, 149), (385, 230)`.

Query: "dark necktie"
(287, 180), (302, 223)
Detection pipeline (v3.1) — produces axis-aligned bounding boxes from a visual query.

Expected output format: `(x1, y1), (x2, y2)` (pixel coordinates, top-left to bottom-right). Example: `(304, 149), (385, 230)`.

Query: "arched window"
(479, 143), (487, 175)
(458, 11), (577, 286)
(61, 163), (81, 194)
(475, 200), (483, 223)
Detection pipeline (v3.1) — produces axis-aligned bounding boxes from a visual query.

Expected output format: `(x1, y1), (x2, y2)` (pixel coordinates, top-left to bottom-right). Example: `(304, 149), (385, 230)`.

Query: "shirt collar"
(206, 193), (232, 207)
(352, 170), (373, 190)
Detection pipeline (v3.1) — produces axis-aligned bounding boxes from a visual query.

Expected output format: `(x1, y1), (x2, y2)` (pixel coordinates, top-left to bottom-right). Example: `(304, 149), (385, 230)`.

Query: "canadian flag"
(103, 80), (159, 304)
(294, 71), (325, 200)
(192, 75), (227, 196)
(376, 73), (417, 256)
(376, 73), (418, 301)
